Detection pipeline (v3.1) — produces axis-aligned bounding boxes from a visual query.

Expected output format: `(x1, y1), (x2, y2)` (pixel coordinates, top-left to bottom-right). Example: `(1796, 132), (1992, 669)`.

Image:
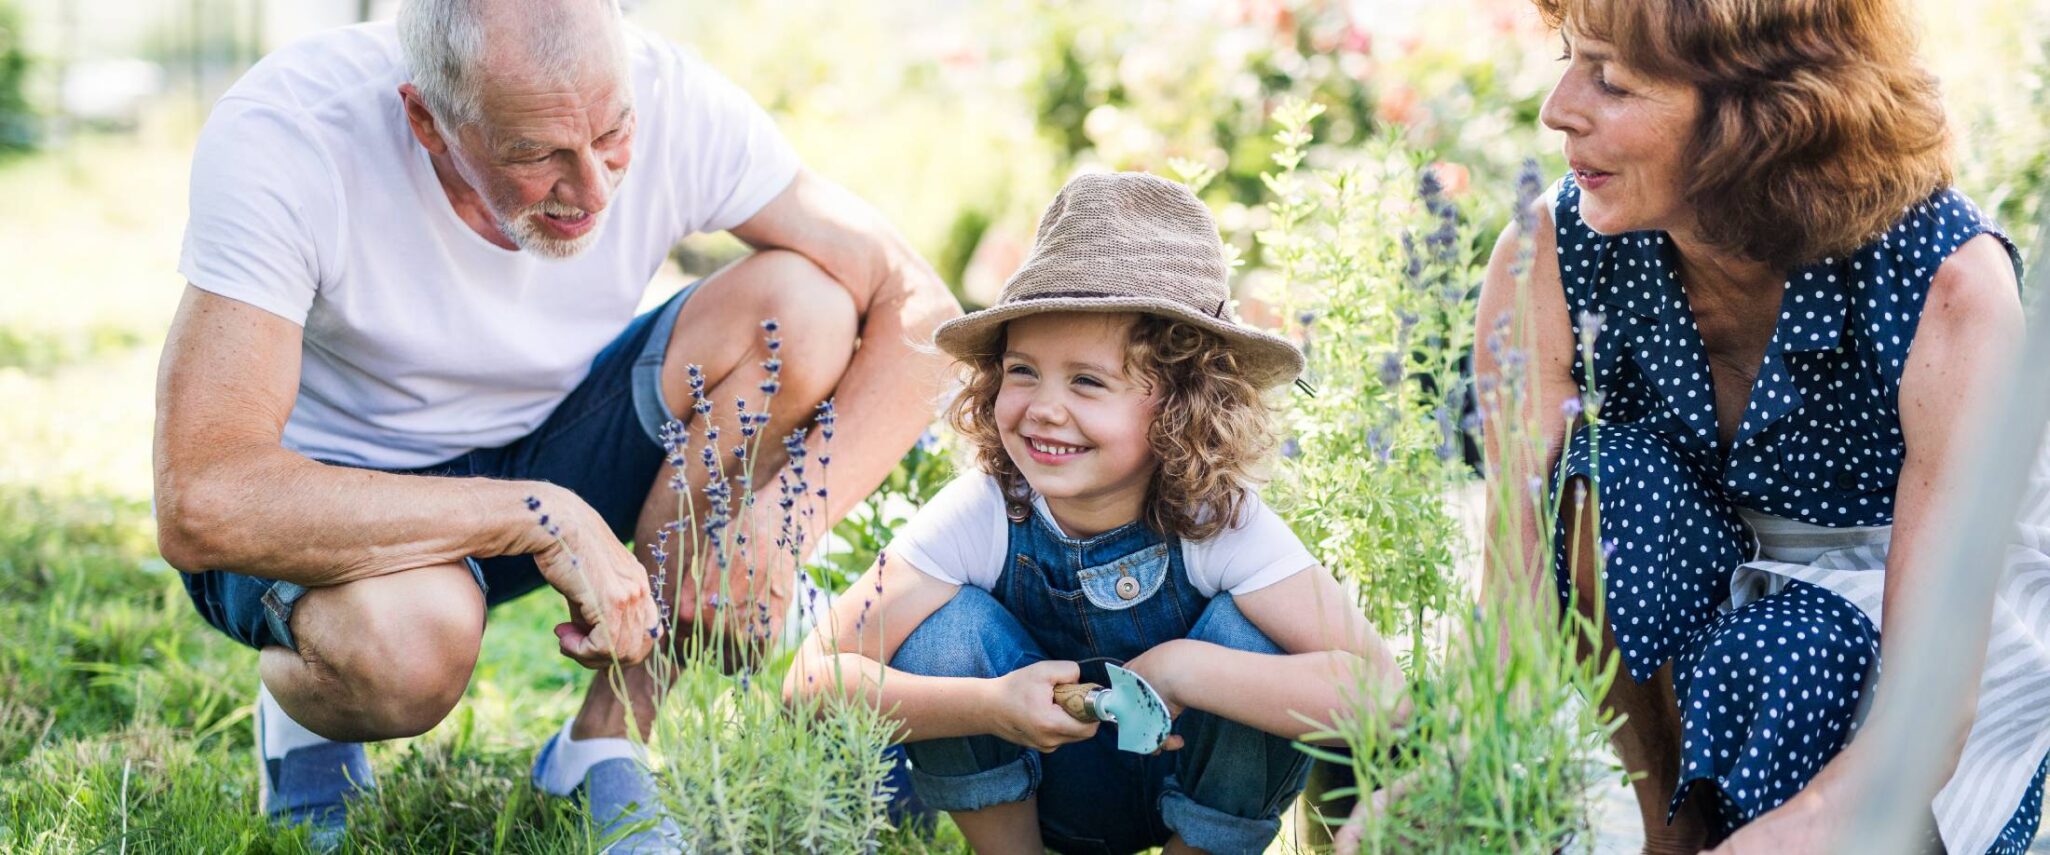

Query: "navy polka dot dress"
(1548, 174), (2050, 851)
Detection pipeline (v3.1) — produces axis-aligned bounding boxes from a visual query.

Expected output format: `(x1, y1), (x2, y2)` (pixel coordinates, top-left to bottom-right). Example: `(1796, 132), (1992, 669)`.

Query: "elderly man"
(154, 0), (956, 847)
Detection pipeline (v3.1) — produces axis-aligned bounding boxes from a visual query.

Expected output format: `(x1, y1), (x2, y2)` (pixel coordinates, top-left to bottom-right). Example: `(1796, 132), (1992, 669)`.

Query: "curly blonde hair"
(945, 312), (1278, 542)
(1534, 0), (1951, 269)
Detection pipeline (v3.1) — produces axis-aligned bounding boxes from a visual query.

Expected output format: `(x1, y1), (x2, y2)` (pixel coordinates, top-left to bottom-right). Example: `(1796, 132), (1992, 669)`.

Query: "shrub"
(1240, 98), (1619, 852)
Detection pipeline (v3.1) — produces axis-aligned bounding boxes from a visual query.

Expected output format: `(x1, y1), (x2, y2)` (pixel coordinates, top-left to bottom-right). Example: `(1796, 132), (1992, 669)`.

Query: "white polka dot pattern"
(1546, 174), (2045, 851)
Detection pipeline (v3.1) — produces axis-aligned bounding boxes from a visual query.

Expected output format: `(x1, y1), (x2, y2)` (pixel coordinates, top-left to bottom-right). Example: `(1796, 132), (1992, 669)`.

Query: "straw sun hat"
(932, 171), (1305, 390)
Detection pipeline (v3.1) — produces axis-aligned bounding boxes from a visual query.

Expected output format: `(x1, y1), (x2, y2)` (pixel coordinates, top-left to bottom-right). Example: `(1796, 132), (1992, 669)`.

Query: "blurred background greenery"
(1, 0), (2046, 850)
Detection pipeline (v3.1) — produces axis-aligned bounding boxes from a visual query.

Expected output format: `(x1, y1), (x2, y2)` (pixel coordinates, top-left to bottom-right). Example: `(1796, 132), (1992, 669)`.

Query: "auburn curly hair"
(945, 312), (1278, 542)
(1533, 0), (1952, 269)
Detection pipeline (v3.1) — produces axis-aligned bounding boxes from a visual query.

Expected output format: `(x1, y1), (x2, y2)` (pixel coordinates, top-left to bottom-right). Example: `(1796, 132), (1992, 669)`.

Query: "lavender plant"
(1234, 98), (1619, 851)
(525, 320), (918, 852)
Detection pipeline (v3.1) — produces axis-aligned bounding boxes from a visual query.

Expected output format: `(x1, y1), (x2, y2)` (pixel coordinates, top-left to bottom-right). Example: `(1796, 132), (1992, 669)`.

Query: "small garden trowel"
(1052, 663), (1172, 754)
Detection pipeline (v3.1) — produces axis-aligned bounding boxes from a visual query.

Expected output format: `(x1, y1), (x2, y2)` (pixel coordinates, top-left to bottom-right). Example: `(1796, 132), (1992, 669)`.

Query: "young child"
(785, 172), (1403, 855)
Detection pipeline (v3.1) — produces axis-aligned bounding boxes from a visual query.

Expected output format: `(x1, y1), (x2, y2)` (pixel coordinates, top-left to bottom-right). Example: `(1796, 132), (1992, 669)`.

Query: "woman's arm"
(781, 556), (1099, 750)
(1473, 190), (1584, 630)
(1712, 234), (2024, 852)
(1127, 566), (1407, 744)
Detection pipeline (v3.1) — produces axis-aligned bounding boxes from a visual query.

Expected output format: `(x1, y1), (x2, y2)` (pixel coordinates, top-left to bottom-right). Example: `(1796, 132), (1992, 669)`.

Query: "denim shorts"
(179, 281), (699, 651)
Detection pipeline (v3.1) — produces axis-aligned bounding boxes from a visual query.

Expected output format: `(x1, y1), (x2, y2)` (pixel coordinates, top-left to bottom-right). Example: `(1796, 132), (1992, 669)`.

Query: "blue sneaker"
(532, 731), (684, 853)
(255, 691), (372, 852)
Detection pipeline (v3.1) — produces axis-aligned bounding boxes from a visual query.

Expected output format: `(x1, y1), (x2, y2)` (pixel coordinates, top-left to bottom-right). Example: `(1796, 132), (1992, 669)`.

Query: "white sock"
(536, 718), (644, 797)
(257, 682), (337, 759)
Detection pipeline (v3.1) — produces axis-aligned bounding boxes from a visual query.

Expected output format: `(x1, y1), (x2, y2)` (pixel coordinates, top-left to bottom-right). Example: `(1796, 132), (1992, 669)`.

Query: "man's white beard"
(499, 198), (608, 259)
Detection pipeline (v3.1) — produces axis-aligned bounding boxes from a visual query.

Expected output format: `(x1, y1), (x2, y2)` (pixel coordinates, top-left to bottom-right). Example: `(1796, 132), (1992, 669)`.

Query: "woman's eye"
(1594, 67), (1628, 96)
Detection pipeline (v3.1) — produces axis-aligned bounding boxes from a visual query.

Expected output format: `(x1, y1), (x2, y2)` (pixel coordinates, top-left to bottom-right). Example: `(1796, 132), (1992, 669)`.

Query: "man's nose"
(554, 150), (612, 214)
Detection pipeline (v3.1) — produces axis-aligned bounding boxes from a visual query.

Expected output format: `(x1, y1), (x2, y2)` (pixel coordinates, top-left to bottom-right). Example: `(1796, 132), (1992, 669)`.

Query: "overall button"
(1115, 576), (1141, 600)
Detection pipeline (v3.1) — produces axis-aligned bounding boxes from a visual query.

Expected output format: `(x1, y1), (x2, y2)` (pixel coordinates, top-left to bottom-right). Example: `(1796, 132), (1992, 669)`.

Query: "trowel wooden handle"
(1053, 682), (1103, 722)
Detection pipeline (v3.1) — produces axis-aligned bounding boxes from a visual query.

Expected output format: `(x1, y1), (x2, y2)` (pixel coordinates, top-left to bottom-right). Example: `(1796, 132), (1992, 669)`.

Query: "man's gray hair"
(398, 0), (627, 128)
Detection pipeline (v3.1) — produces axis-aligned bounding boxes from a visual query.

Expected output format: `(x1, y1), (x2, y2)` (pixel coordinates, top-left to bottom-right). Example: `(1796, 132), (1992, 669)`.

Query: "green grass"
(0, 485), (974, 853)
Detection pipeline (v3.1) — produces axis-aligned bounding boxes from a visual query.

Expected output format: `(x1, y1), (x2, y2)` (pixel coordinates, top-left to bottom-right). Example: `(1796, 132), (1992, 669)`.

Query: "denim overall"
(890, 498), (1312, 855)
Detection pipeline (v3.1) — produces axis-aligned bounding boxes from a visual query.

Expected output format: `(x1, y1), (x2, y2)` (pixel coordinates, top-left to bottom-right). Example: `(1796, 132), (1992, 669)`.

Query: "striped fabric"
(1735, 435), (2050, 853)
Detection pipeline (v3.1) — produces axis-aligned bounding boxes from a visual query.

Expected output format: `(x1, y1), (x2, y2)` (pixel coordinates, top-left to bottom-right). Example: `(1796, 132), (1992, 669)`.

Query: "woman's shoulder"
(1853, 188), (2020, 278)
(1835, 188), (2022, 319)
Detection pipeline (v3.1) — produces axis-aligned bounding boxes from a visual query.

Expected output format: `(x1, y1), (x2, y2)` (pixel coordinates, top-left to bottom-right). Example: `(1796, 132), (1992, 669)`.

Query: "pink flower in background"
(1429, 162), (1471, 198)
(1376, 83), (1419, 126)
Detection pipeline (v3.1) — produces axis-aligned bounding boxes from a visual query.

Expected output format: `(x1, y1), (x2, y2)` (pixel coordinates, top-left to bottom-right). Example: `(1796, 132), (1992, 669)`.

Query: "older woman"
(1472, 0), (2050, 852)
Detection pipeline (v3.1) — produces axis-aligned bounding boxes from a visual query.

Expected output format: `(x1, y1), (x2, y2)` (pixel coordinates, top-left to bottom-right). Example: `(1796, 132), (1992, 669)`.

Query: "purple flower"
(1513, 158), (1544, 233)
(1365, 426), (1392, 462)
(1561, 396), (1584, 421)
(1377, 351), (1405, 387)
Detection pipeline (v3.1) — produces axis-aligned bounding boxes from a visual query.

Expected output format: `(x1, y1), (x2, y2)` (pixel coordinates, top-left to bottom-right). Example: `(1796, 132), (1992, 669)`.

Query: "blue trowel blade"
(1103, 664), (1172, 754)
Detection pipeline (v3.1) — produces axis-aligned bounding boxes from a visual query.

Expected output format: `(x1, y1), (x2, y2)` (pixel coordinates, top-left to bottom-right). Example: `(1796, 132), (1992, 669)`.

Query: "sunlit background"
(0, 0), (2044, 850)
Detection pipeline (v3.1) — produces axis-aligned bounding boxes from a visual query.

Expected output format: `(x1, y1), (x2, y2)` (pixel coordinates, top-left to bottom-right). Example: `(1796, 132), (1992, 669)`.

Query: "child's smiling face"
(995, 312), (1159, 536)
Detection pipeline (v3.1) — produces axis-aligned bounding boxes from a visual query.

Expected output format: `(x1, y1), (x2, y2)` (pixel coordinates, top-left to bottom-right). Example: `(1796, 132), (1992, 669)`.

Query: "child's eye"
(1072, 375), (1105, 389)
(1005, 364), (1037, 379)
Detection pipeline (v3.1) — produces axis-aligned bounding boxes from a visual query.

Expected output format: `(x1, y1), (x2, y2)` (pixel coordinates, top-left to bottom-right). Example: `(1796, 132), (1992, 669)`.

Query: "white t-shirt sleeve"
(887, 473), (1008, 590)
(659, 45), (801, 235)
(177, 98), (341, 326)
(1181, 491), (1320, 597)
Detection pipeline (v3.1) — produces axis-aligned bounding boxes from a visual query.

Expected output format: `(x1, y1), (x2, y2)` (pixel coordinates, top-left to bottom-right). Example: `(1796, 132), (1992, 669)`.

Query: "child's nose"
(1025, 393), (1069, 425)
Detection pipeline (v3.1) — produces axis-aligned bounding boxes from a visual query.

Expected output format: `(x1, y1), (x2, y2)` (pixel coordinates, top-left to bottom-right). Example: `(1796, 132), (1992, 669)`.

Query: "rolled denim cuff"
(256, 557), (488, 652)
(906, 749), (1039, 813)
(259, 580), (310, 650)
(1159, 786), (1283, 855)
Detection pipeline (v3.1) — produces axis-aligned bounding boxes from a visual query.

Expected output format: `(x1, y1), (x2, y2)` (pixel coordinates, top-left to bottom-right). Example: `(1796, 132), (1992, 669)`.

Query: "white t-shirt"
(178, 21), (800, 469)
(891, 472), (1319, 598)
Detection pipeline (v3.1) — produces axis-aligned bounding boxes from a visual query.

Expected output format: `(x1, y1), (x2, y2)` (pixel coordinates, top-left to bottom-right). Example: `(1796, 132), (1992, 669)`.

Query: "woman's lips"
(1572, 165), (1613, 191)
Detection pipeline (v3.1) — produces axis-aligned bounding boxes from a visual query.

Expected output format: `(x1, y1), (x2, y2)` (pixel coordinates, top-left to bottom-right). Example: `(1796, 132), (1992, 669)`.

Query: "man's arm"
(152, 286), (656, 666)
(727, 169), (964, 532)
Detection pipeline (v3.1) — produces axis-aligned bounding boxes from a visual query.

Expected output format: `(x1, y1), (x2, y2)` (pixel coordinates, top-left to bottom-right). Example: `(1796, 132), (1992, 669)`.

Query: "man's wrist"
(478, 478), (572, 559)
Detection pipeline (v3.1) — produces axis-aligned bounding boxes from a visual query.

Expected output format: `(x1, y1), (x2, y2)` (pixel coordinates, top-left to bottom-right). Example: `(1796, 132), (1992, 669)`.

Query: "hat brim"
(933, 295), (1305, 390)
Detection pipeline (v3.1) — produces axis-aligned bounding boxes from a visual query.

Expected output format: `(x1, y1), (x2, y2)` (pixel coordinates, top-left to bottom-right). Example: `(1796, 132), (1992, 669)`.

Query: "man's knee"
(274, 564), (484, 739)
(748, 250), (858, 390)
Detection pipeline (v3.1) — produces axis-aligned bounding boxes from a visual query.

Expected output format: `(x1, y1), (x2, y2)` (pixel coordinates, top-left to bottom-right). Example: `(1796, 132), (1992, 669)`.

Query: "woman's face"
(1539, 30), (1703, 237)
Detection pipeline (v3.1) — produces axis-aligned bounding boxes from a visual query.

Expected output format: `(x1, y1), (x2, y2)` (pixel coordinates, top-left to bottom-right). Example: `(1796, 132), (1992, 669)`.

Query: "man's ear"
(398, 83), (453, 156)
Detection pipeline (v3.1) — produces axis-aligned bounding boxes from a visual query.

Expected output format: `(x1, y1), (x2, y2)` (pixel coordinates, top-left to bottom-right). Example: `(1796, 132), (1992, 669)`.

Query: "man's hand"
(522, 485), (659, 668)
(984, 661), (1099, 753)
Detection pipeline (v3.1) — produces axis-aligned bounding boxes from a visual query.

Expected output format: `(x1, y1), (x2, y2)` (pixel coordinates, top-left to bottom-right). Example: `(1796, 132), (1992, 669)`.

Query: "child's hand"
(986, 661), (1099, 752)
